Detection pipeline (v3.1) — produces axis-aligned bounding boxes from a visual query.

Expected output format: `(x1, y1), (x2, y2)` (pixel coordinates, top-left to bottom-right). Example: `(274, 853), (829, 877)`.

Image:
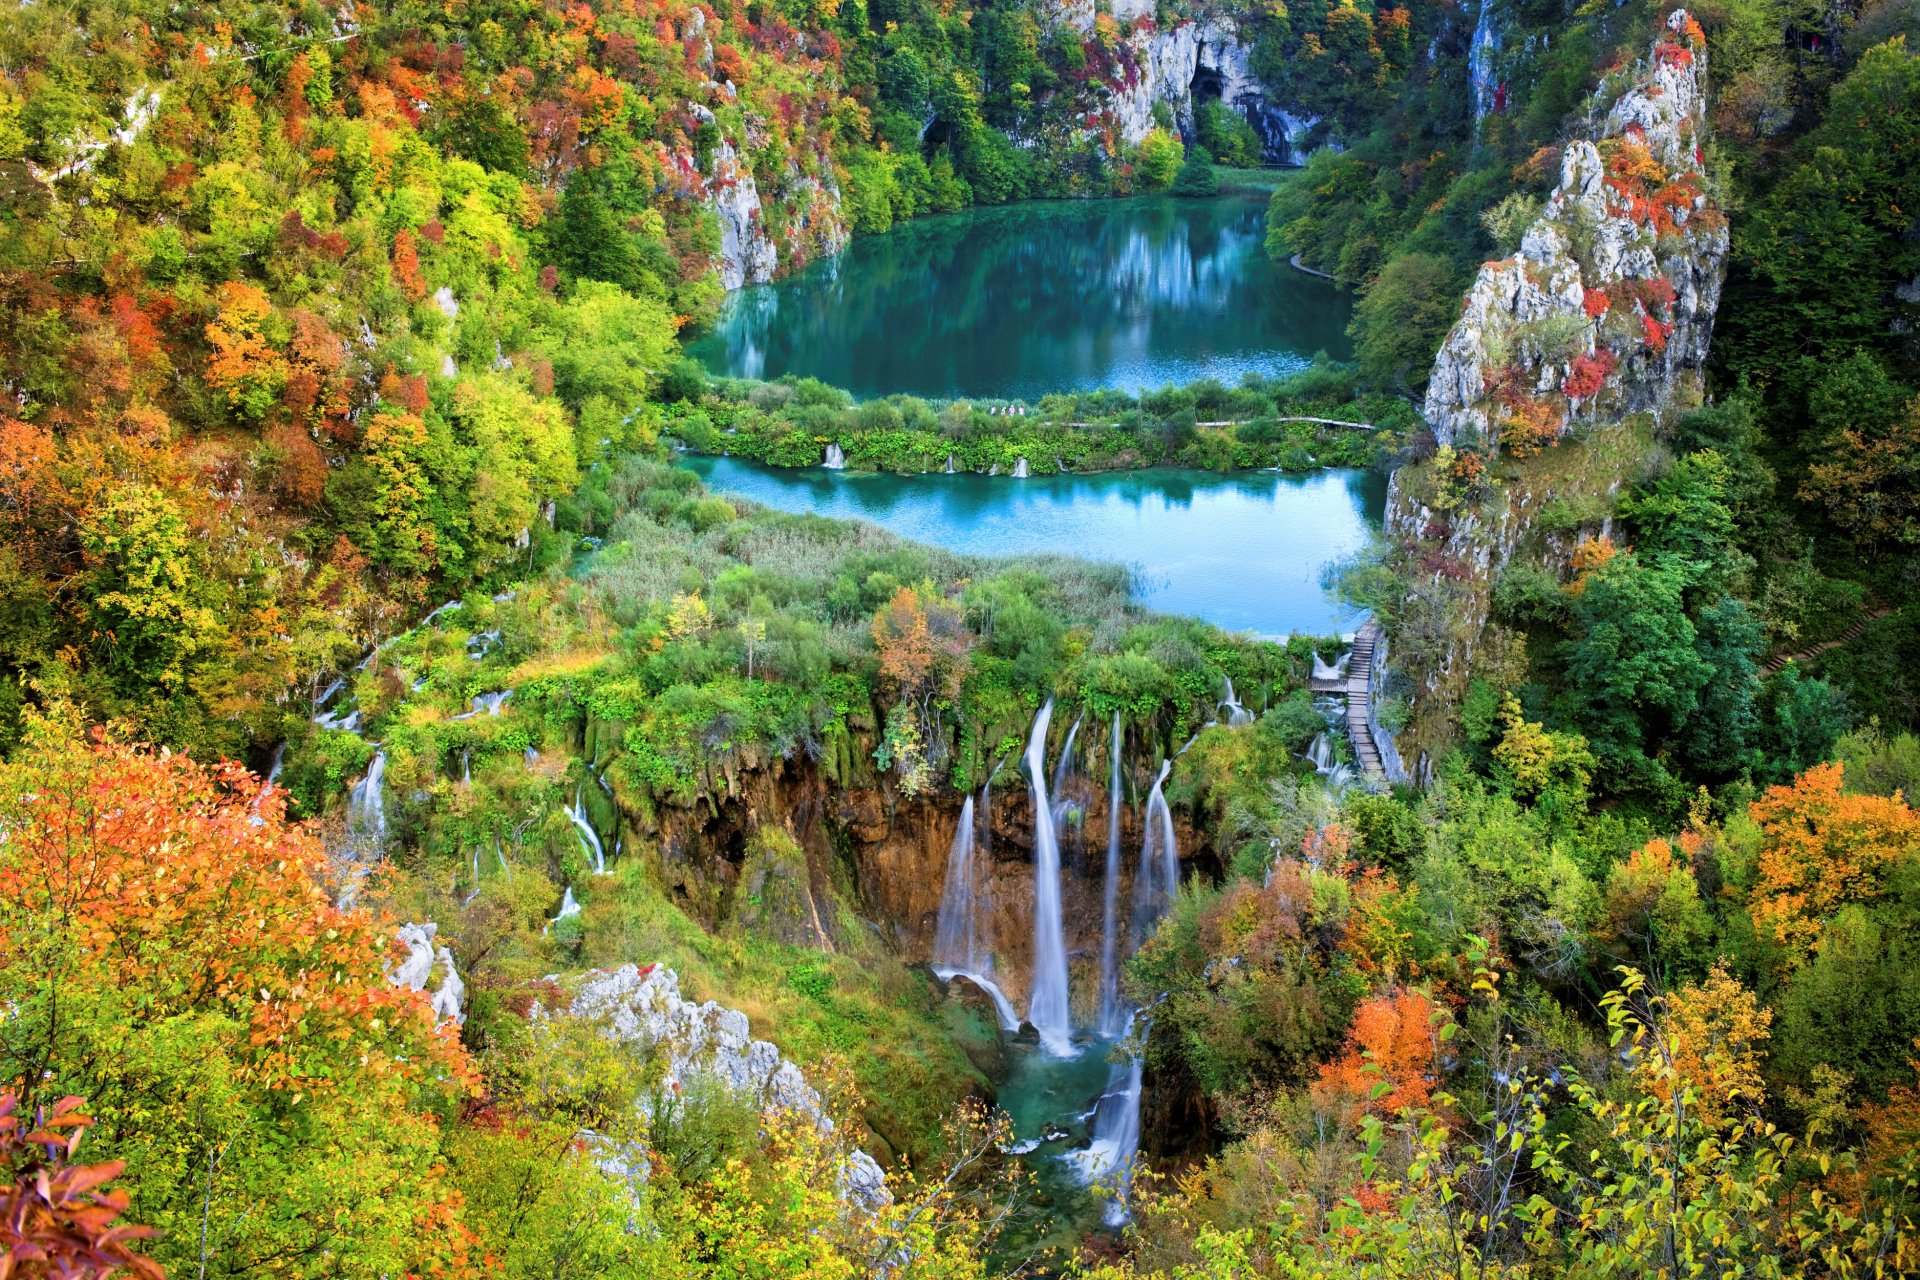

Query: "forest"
(0, 0), (1917, 1273)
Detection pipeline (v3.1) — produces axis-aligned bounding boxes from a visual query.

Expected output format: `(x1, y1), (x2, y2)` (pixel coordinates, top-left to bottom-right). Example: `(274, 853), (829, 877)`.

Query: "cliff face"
(1423, 9), (1726, 450)
(1107, 15), (1314, 162)
(1383, 11), (1727, 767)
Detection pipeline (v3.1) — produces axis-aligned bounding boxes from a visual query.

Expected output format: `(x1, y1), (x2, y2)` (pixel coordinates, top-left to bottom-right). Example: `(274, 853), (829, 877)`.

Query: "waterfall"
(1131, 761), (1178, 935)
(823, 442), (846, 469)
(1050, 713), (1084, 834)
(1024, 700), (1074, 1057)
(1311, 648), (1352, 681)
(944, 453), (957, 474)
(567, 783), (608, 874)
(265, 742), (286, 785)
(1305, 730), (1357, 793)
(544, 886), (581, 934)
(348, 750), (387, 848)
(461, 749), (471, 785)
(932, 796), (983, 971)
(495, 835), (510, 874)
(465, 847), (481, 905)
(1097, 713), (1126, 1037)
(1051, 715), (1082, 797)
(524, 746), (540, 769)
(1012, 457), (1030, 479)
(1068, 1015), (1148, 1226)
(1469, 0), (1503, 126)
(1220, 677), (1254, 727)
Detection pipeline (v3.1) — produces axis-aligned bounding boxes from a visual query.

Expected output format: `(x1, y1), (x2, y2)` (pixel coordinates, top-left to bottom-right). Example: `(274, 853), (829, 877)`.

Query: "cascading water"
(933, 795), (984, 969)
(265, 741), (287, 785)
(1131, 761), (1178, 934)
(1012, 457), (1030, 478)
(544, 886), (581, 934)
(1096, 712), (1127, 1037)
(566, 782), (608, 874)
(1311, 648), (1353, 682)
(944, 453), (957, 474)
(1024, 700), (1074, 1057)
(348, 750), (388, 848)
(1219, 677), (1254, 727)
(823, 442), (846, 469)
(1469, 0), (1503, 126)
(1050, 714), (1085, 835)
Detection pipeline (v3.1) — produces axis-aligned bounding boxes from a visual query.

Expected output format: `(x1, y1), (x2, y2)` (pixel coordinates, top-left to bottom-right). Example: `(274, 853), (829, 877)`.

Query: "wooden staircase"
(1344, 620), (1387, 781)
(1761, 608), (1890, 676)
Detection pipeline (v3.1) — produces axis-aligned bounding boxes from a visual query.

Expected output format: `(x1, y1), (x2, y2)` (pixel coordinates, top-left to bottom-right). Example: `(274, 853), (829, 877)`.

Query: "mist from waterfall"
(1025, 700), (1074, 1057)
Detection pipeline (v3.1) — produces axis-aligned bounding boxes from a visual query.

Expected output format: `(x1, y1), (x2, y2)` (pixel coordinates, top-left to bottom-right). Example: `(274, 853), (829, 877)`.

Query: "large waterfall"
(1096, 712), (1126, 1037)
(933, 794), (1021, 1032)
(1025, 700), (1074, 1057)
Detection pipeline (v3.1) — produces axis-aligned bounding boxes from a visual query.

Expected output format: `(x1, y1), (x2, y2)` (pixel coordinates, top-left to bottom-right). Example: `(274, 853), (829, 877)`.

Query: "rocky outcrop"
(564, 963), (889, 1208)
(390, 921), (465, 1025)
(1385, 11), (1727, 769)
(1423, 10), (1726, 450)
(1108, 15), (1313, 162)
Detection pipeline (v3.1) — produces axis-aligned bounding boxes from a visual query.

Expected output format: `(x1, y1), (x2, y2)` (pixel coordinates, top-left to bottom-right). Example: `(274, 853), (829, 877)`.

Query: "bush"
(1172, 146), (1219, 196)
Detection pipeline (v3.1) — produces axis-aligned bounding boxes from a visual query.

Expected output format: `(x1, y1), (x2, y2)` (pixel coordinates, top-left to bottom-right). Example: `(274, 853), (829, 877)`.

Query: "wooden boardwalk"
(1344, 620), (1387, 781)
(1762, 608), (1889, 676)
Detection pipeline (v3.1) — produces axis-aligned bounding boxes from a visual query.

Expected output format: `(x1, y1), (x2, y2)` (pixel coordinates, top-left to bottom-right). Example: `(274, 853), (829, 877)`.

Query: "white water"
(1012, 457), (1030, 478)
(1311, 647), (1353, 681)
(544, 886), (581, 934)
(933, 795), (985, 971)
(1066, 1015), (1148, 1227)
(823, 442), (846, 469)
(567, 783), (609, 874)
(348, 750), (388, 847)
(1306, 729), (1357, 793)
(1025, 700), (1074, 1057)
(944, 453), (957, 474)
(933, 966), (1021, 1032)
(265, 741), (287, 785)
(1097, 712), (1127, 1037)
(1220, 677), (1254, 727)
(1469, 0), (1503, 126)
(1131, 761), (1178, 934)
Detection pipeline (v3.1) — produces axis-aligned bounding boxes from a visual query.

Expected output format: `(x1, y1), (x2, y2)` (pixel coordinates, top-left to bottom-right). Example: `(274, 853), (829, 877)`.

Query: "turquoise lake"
(681, 456), (1386, 638)
(685, 192), (1354, 400)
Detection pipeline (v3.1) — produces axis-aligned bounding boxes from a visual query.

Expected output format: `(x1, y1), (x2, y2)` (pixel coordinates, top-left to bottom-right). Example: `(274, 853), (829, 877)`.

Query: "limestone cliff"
(1109, 15), (1314, 163)
(1382, 11), (1728, 768)
(1423, 9), (1725, 450)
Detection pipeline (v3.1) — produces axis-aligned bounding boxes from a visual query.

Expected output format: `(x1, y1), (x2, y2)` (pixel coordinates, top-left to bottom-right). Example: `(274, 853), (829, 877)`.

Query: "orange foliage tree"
(1310, 988), (1447, 1128)
(1748, 762), (1920, 957)
(0, 720), (478, 1276)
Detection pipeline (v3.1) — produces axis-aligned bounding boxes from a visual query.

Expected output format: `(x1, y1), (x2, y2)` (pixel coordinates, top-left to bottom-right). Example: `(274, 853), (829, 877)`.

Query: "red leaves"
(0, 1094), (162, 1279)
(1642, 314), (1672, 353)
(1582, 287), (1611, 318)
(1562, 350), (1618, 400)
(1311, 990), (1447, 1128)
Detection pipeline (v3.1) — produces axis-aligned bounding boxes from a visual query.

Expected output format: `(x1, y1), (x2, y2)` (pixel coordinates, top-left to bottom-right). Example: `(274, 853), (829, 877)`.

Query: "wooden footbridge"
(1306, 619), (1390, 784)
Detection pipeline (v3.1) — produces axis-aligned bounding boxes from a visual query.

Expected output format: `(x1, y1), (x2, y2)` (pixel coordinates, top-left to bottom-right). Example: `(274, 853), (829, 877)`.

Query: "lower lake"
(685, 191), (1354, 401)
(680, 456), (1387, 638)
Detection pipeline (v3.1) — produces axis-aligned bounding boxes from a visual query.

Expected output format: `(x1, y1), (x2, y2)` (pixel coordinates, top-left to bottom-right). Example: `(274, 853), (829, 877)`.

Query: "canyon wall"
(1382, 10), (1728, 767)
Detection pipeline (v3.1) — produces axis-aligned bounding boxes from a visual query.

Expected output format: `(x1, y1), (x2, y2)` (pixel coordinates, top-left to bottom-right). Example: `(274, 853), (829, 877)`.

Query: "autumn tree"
(1310, 988), (1447, 1128)
(0, 1093), (161, 1277)
(0, 719), (477, 1277)
(1747, 761), (1920, 957)
(871, 583), (973, 796)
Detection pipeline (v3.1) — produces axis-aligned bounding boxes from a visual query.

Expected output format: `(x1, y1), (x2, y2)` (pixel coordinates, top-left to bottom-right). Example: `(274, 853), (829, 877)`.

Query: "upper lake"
(685, 192), (1353, 400)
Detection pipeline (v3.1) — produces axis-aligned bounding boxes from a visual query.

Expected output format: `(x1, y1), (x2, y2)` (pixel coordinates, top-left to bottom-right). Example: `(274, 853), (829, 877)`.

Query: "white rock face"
(390, 922), (466, 1025)
(1108, 16), (1311, 161)
(566, 964), (889, 1209)
(1422, 9), (1726, 450)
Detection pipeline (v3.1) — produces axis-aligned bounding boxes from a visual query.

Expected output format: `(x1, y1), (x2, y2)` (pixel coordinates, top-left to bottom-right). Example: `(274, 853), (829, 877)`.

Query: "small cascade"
(1311, 648), (1353, 682)
(461, 749), (471, 785)
(1131, 761), (1178, 934)
(1012, 457), (1030, 479)
(544, 886), (581, 934)
(1050, 713), (1085, 834)
(348, 750), (388, 849)
(1069, 1017), (1148, 1227)
(935, 968), (1022, 1033)
(1219, 677), (1254, 727)
(822, 442), (846, 470)
(265, 742), (287, 785)
(1024, 700), (1074, 1057)
(464, 847), (482, 905)
(566, 783), (608, 874)
(944, 453), (957, 474)
(1304, 730), (1357, 793)
(1469, 0), (1504, 126)
(1097, 713), (1127, 1037)
(474, 689), (513, 716)
(524, 746), (540, 769)
(495, 835), (510, 875)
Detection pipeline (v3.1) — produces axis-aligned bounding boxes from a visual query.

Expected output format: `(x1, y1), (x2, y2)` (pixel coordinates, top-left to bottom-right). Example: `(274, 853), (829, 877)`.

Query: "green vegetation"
(666, 366), (1410, 474)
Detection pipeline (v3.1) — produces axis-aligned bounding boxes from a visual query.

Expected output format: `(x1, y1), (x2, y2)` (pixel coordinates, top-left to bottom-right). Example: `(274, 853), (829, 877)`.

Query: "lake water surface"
(682, 456), (1385, 638)
(686, 193), (1353, 400)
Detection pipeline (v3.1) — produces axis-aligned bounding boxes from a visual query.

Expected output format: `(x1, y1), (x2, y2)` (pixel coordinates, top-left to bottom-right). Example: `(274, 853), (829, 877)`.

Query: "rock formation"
(563, 963), (889, 1208)
(1423, 9), (1726, 451)
(1384, 11), (1728, 768)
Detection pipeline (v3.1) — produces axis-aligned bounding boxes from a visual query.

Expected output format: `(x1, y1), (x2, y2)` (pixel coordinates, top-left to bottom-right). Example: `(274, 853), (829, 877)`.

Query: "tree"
(1136, 128), (1183, 191)
(202, 281), (287, 421)
(1562, 550), (1710, 779)
(0, 1093), (161, 1277)
(1351, 253), (1460, 393)
(0, 721), (476, 1277)
(1171, 144), (1218, 196)
(1310, 989), (1446, 1127)
(1747, 761), (1920, 957)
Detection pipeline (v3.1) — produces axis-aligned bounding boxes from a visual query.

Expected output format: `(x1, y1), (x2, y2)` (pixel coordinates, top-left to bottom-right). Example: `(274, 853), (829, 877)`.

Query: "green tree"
(1171, 144), (1219, 196)
(1136, 128), (1183, 191)
(1351, 253), (1460, 393)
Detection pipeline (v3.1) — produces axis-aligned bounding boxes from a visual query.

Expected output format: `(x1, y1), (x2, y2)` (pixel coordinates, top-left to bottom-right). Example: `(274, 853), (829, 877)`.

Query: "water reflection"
(686, 195), (1355, 400)
(682, 456), (1387, 638)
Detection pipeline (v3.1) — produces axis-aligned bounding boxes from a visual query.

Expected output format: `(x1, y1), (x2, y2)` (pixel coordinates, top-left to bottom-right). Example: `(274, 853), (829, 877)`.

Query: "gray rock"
(390, 922), (465, 1025)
